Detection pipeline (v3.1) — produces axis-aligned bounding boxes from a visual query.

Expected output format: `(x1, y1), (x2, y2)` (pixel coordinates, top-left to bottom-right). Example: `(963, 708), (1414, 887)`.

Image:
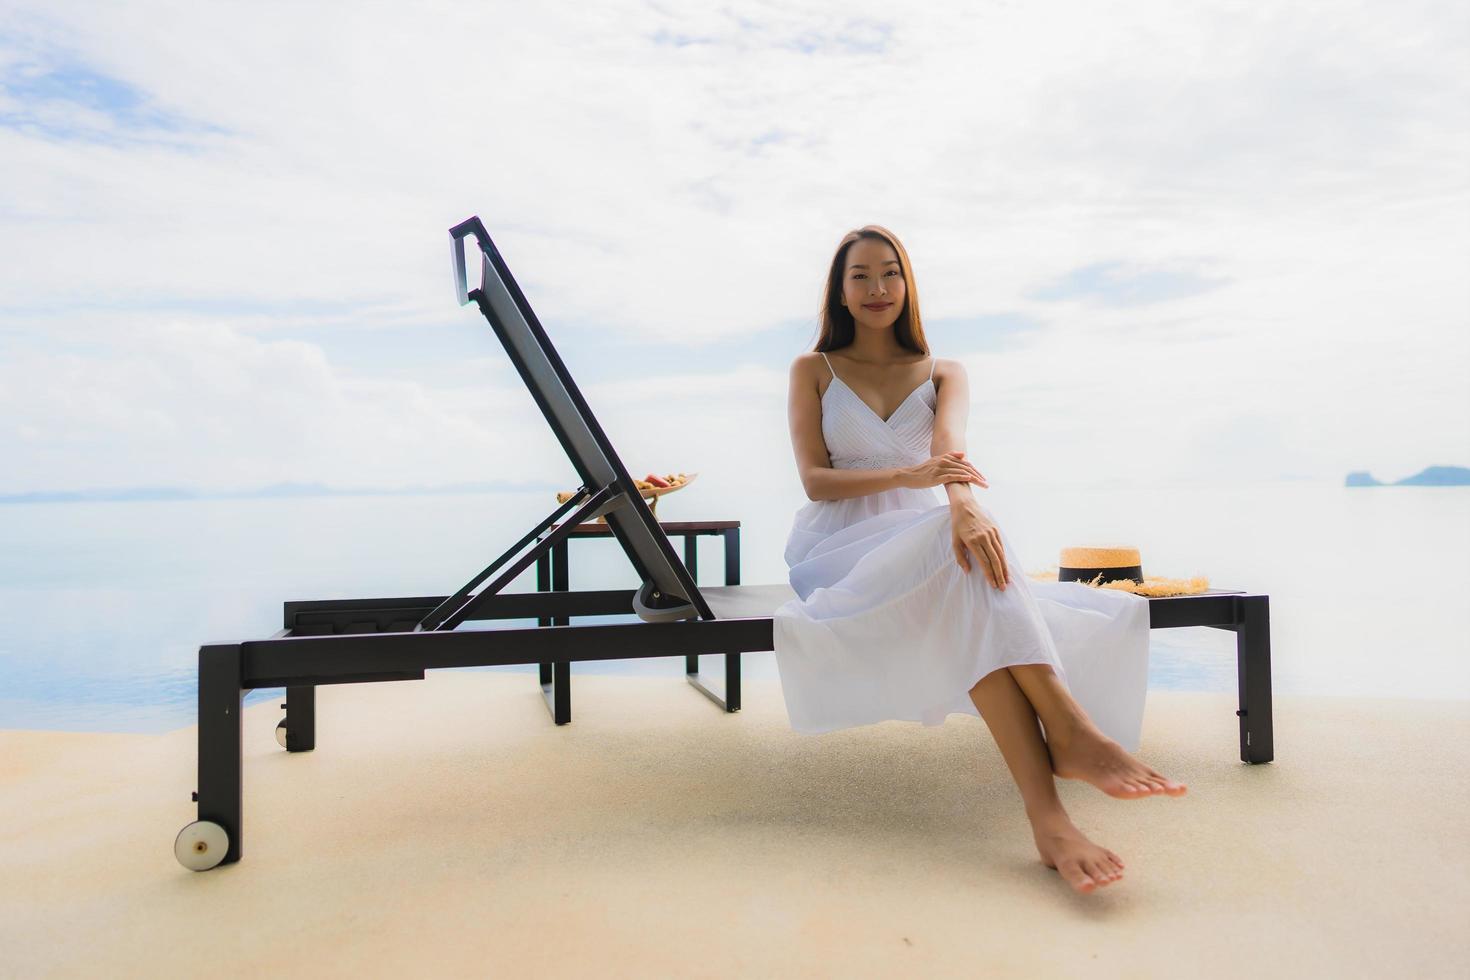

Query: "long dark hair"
(813, 225), (929, 355)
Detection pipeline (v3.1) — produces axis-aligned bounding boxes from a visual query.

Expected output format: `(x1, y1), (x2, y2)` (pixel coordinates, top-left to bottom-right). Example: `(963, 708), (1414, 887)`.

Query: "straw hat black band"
(1059, 564), (1143, 587)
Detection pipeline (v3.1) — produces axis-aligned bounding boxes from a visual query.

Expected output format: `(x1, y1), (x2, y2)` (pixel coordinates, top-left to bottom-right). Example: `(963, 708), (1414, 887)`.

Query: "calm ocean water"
(1, 481), (1465, 733)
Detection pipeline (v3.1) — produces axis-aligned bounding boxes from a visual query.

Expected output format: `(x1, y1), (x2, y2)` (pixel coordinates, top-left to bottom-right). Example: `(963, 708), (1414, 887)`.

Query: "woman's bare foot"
(1046, 722), (1187, 800)
(1031, 814), (1125, 894)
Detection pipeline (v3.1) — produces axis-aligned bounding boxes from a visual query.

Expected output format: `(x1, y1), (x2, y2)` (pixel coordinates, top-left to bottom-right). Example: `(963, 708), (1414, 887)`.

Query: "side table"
(534, 519), (742, 724)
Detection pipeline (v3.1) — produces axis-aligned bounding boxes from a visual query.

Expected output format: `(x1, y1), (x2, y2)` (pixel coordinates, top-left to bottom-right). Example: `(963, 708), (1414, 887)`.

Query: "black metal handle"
(450, 216), (491, 305)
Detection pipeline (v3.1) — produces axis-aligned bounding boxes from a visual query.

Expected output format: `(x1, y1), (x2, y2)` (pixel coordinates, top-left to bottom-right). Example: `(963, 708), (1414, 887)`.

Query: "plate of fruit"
(557, 471), (697, 521)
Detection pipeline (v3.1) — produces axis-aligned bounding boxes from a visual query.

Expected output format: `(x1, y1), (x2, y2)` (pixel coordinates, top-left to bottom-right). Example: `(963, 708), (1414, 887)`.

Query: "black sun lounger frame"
(175, 215), (1274, 871)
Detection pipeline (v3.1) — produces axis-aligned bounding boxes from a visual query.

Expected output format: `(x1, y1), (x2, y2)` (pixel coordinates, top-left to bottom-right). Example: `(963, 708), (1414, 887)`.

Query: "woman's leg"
(968, 666), (1124, 894)
(1005, 664), (1187, 799)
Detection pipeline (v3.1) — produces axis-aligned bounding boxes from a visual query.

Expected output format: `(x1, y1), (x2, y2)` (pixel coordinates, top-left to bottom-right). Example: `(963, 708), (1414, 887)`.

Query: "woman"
(771, 225), (1186, 896)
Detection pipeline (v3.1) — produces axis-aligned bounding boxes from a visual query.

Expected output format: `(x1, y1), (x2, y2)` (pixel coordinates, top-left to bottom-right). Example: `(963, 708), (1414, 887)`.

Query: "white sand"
(2, 673), (1467, 978)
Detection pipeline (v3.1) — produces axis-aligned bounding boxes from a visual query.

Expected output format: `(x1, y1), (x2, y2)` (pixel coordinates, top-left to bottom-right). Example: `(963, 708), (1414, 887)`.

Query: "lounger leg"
(1235, 595), (1274, 764)
(196, 643), (244, 865)
(685, 528), (743, 712)
(538, 538), (571, 725)
(723, 528), (741, 712)
(536, 548), (553, 688)
(684, 535), (700, 678)
(284, 685), (315, 751)
(542, 661), (571, 724)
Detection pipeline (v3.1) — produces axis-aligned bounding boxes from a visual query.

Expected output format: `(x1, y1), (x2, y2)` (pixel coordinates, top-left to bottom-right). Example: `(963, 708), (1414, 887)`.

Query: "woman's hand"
(900, 451), (988, 491)
(950, 497), (1009, 590)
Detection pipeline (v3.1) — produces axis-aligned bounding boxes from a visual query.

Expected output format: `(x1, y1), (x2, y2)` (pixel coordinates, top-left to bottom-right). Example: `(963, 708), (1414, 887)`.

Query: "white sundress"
(771, 351), (1153, 751)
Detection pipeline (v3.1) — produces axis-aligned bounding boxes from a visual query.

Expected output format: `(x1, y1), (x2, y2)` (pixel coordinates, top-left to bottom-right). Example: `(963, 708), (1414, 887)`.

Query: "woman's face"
(839, 237), (905, 331)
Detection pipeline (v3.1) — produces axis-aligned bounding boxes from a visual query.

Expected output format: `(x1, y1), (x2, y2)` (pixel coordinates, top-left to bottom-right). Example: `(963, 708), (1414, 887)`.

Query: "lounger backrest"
(450, 216), (712, 623)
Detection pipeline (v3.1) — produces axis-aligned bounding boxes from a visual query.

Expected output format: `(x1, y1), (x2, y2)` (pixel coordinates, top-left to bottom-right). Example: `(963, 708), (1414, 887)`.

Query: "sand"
(2, 672), (1467, 979)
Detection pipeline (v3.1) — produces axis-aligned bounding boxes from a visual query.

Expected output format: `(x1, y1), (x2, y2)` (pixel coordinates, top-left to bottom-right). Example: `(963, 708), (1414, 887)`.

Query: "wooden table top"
(544, 519), (741, 536)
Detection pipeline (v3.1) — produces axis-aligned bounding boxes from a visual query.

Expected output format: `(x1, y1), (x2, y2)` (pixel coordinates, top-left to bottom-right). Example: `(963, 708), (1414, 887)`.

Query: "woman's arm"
(929, 359), (978, 507)
(807, 467), (909, 501)
(930, 360), (1008, 586)
(787, 355), (909, 501)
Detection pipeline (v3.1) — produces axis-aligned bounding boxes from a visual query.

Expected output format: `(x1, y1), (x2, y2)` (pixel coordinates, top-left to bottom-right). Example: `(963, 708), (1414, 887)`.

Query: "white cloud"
(0, 0), (1465, 492)
(0, 317), (567, 492)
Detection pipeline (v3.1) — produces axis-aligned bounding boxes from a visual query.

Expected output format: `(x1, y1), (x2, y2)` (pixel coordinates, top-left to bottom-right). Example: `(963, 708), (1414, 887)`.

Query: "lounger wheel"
(275, 718), (289, 749)
(175, 820), (229, 871)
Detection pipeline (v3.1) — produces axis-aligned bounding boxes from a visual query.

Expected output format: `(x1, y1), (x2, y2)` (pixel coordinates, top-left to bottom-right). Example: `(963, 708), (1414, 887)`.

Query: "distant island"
(1345, 465), (1470, 487)
(0, 480), (564, 505)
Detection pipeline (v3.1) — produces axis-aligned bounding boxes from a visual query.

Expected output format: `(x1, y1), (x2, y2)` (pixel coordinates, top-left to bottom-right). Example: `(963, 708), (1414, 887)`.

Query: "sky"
(0, 0), (1466, 499)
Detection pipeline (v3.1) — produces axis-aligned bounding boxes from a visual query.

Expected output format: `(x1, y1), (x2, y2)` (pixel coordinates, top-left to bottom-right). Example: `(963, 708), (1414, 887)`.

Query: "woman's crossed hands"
(900, 452), (1009, 589)
(901, 450), (987, 491)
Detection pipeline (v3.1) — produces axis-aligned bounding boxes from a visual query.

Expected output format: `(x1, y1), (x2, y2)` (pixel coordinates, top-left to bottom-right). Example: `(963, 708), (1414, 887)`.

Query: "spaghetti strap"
(819, 351), (836, 380)
(928, 357), (935, 382)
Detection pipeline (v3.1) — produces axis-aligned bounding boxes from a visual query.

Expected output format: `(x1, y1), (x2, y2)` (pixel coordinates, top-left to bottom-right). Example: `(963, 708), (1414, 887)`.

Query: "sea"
(1, 481), (1466, 733)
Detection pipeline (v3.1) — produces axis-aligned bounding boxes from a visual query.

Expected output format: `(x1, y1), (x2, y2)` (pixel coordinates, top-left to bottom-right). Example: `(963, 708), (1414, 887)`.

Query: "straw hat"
(1025, 546), (1210, 598)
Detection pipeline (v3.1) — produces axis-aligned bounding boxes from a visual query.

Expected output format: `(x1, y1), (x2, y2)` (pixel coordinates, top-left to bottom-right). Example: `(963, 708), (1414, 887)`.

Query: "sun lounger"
(173, 216), (1273, 871)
